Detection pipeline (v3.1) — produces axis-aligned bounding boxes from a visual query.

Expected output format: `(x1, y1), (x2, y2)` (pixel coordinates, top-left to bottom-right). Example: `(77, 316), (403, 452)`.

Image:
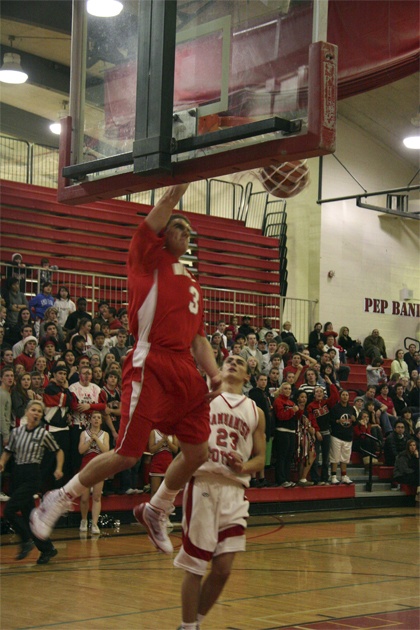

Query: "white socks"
(63, 474), (87, 499)
(150, 480), (179, 513)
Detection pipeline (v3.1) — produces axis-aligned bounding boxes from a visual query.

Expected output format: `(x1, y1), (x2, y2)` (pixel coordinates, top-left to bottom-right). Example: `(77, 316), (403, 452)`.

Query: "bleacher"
(1, 180), (280, 296)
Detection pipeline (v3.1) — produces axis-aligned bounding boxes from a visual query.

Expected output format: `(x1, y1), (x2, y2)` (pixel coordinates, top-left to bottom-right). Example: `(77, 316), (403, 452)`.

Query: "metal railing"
(1, 263), (317, 341)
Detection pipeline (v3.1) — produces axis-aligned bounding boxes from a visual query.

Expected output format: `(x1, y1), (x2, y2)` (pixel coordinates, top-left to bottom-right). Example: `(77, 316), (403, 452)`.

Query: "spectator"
(298, 368), (323, 402)
(273, 382), (302, 487)
(7, 307), (34, 347)
(283, 352), (311, 388)
(68, 355), (90, 386)
(240, 332), (264, 371)
(64, 297), (92, 332)
(329, 390), (357, 484)
(243, 357), (260, 395)
(391, 383), (410, 417)
(404, 343), (418, 376)
(265, 367), (282, 403)
(211, 343), (224, 369)
(280, 321), (298, 353)
(393, 439), (419, 491)
(248, 373), (274, 487)
(107, 307), (122, 334)
(262, 341), (280, 373)
(258, 317), (278, 342)
(70, 334), (87, 360)
(40, 337), (59, 373)
(68, 365), (107, 473)
(375, 384), (398, 426)
(54, 286), (76, 329)
(364, 401), (384, 448)
(230, 341), (242, 357)
(226, 315), (239, 337)
(70, 317), (93, 352)
(91, 301), (110, 333)
(408, 376), (420, 413)
(43, 365), (72, 485)
(78, 411), (110, 534)
(238, 315), (255, 338)
(15, 336), (38, 373)
(352, 396), (365, 420)
(366, 357), (388, 387)
(87, 330), (109, 365)
(310, 338), (327, 362)
(34, 356), (49, 389)
(361, 385), (393, 434)
(225, 328), (234, 350)
(62, 349), (78, 382)
(92, 366), (103, 387)
(39, 307), (66, 346)
(0, 367), (13, 501)
(28, 282), (55, 328)
(101, 370), (122, 446)
(1, 348), (15, 372)
(323, 336), (350, 381)
(307, 378), (339, 485)
(322, 322), (338, 343)
(12, 325), (38, 359)
(338, 326), (365, 364)
(384, 420), (408, 465)
(399, 407), (415, 436)
(42, 321), (66, 353)
(31, 371), (45, 398)
(390, 349), (410, 379)
(363, 329), (387, 361)
(211, 332), (229, 359)
(6, 253), (27, 293)
(308, 322), (323, 352)
(295, 391), (316, 486)
(11, 372), (39, 427)
(4, 278), (28, 331)
(102, 352), (117, 373)
(213, 320), (228, 348)
(352, 410), (379, 464)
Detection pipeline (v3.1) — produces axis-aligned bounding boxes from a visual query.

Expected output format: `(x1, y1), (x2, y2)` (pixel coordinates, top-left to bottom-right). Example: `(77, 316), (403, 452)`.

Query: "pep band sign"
(364, 298), (420, 318)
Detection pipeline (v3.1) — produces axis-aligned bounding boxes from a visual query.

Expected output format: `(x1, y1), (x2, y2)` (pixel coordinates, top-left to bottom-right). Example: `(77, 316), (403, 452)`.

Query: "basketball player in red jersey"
(174, 355), (266, 630)
(31, 185), (222, 552)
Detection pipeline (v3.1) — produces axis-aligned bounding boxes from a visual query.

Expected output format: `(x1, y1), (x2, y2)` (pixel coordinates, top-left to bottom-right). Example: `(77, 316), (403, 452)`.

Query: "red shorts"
(115, 349), (210, 458)
(150, 450), (173, 476)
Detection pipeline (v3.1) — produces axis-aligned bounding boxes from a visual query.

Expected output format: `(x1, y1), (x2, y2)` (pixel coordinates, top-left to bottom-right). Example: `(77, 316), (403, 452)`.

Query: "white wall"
(316, 118), (420, 356)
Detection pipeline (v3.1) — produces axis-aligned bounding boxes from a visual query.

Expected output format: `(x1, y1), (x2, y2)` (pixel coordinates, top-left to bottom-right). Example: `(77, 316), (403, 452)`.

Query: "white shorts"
(329, 435), (352, 464)
(173, 474), (248, 576)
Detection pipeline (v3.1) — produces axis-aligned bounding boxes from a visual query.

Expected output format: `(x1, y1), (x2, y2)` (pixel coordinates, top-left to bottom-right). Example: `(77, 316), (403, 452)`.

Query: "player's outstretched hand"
(226, 452), (244, 474)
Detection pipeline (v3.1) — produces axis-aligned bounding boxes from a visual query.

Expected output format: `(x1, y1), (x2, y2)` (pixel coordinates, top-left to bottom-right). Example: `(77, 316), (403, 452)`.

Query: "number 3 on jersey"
(188, 285), (200, 314)
(216, 428), (239, 451)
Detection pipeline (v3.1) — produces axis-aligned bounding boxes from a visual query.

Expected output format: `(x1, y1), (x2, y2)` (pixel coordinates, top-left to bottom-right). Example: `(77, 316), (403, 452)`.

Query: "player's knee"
(112, 454), (138, 473)
(92, 493), (101, 503)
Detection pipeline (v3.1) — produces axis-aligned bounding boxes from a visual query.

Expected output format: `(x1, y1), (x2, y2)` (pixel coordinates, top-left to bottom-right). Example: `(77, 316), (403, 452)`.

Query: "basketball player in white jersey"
(174, 355), (266, 630)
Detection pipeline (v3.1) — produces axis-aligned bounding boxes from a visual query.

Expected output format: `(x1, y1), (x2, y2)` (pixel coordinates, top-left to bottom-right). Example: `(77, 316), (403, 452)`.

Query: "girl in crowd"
(11, 372), (39, 426)
(366, 357), (387, 387)
(78, 411), (109, 535)
(338, 326), (365, 364)
(70, 335), (86, 359)
(308, 322), (323, 351)
(364, 401), (384, 448)
(353, 410), (379, 464)
(280, 321), (298, 353)
(211, 332), (229, 359)
(89, 355), (101, 369)
(399, 407), (415, 436)
(54, 286), (76, 329)
(295, 391), (316, 486)
(148, 430), (179, 499)
(102, 352), (117, 373)
(92, 366), (103, 388)
(8, 308), (35, 346)
(34, 356), (49, 388)
(62, 349), (78, 381)
(322, 322), (338, 342)
(70, 318), (93, 352)
(211, 343), (224, 369)
(273, 382), (303, 487)
(321, 362), (339, 388)
(391, 383), (410, 416)
(407, 369), (418, 393)
(245, 356), (260, 393)
(390, 349), (409, 379)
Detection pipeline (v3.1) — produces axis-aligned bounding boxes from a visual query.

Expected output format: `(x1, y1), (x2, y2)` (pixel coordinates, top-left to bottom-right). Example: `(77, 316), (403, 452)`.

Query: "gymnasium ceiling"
(0, 0), (419, 171)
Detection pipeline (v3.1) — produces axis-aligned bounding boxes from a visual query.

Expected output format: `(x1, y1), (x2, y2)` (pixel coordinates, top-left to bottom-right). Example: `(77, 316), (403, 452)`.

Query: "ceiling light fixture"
(0, 36), (28, 84)
(403, 107), (420, 150)
(49, 100), (69, 135)
(87, 0), (123, 18)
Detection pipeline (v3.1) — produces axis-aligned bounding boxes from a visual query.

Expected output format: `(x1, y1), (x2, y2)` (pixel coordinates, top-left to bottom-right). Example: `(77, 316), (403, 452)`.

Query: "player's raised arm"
(145, 184), (190, 234)
(191, 333), (223, 399)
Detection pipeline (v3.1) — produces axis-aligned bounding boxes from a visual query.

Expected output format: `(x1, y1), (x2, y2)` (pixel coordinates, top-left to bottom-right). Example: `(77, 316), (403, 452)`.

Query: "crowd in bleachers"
(1, 271), (419, 513)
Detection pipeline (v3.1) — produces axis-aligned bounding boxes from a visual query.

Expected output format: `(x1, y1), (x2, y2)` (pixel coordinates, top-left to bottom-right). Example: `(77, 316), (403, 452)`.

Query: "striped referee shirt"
(5, 425), (60, 465)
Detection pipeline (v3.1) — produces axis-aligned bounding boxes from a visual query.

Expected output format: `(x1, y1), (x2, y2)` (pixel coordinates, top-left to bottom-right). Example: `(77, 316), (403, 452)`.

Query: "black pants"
(274, 431), (296, 485)
(4, 464), (54, 552)
(41, 429), (71, 489)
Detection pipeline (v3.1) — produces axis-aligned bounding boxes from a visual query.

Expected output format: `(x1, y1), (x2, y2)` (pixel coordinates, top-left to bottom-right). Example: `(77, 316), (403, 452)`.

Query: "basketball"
(259, 159), (310, 198)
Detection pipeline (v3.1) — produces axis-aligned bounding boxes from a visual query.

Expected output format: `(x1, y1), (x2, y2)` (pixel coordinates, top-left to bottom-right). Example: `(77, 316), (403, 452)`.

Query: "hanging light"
(403, 108), (420, 149)
(0, 36), (28, 84)
(87, 0), (123, 18)
(49, 101), (69, 135)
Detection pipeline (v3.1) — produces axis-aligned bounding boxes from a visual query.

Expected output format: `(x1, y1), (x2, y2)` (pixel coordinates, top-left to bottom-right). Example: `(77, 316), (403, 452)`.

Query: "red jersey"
(128, 221), (205, 367)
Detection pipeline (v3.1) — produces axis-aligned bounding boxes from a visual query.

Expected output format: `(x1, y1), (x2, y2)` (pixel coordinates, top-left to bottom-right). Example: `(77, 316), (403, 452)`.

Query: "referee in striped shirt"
(0, 399), (64, 564)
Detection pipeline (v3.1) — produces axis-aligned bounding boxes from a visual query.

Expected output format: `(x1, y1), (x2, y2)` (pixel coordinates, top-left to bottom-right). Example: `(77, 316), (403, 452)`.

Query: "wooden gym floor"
(1, 507), (419, 630)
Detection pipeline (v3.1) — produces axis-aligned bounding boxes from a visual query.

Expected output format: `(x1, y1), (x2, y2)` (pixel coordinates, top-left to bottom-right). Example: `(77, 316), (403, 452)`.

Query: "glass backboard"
(58, 0), (336, 204)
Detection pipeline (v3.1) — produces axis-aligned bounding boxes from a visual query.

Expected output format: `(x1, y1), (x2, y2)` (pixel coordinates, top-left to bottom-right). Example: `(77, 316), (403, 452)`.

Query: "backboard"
(58, 0), (337, 204)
